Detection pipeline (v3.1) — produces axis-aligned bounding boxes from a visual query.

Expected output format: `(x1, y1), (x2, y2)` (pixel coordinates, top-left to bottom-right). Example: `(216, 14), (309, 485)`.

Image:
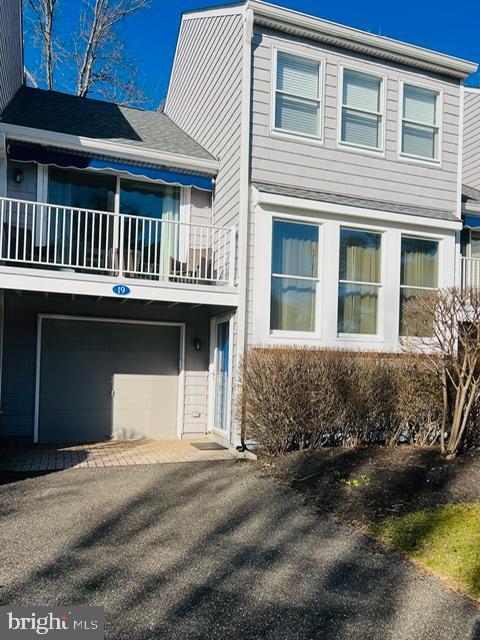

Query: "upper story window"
(274, 50), (322, 139)
(401, 84), (440, 161)
(340, 68), (384, 151)
(270, 219), (319, 332)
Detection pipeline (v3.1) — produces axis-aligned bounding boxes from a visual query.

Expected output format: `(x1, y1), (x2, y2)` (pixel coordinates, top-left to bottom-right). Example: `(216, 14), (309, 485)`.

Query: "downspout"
(455, 80), (465, 288)
(235, 4), (253, 451)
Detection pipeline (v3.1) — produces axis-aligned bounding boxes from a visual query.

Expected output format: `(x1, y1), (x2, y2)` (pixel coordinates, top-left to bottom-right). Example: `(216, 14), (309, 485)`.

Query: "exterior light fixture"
(13, 168), (24, 184)
(193, 338), (202, 351)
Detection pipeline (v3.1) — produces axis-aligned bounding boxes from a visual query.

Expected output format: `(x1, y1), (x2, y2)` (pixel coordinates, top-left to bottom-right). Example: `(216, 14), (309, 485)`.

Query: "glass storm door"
(214, 320), (230, 432)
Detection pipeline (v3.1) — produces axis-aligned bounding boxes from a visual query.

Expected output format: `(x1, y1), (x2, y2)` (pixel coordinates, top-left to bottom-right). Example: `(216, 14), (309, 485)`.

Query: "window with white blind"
(401, 84), (440, 161)
(340, 68), (383, 150)
(274, 50), (322, 139)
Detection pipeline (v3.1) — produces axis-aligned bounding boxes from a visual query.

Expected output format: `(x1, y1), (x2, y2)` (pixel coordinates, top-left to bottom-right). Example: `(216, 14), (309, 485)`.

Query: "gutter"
(248, 0), (478, 79)
(0, 123), (220, 176)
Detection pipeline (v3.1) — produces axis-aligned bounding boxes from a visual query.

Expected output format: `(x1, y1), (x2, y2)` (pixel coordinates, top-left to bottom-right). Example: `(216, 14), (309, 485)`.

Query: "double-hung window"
(270, 220), (319, 332)
(340, 69), (383, 150)
(399, 236), (439, 336)
(338, 228), (382, 335)
(274, 50), (322, 139)
(401, 84), (440, 161)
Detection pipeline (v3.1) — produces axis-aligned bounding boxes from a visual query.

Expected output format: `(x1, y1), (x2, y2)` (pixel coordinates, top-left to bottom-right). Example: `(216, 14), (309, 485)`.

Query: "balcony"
(462, 256), (480, 289)
(0, 196), (237, 305)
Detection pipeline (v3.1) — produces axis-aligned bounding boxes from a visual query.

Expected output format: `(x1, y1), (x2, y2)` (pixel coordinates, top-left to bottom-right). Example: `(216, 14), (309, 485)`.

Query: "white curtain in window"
(159, 187), (180, 280)
(401, 239), (438, 288)
(270, 221), (318, 332)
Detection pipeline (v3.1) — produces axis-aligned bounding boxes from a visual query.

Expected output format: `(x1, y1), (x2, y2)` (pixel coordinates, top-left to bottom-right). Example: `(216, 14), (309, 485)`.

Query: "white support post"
(229, 226), (237, 287)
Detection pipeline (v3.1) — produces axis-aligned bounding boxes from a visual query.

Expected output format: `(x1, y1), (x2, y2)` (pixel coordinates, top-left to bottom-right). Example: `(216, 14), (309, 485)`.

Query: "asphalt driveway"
(0, 460), (479, 640)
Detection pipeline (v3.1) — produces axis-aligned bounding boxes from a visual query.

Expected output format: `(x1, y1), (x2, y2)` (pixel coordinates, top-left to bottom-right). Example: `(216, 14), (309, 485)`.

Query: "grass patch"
(369, 503), (480, 600)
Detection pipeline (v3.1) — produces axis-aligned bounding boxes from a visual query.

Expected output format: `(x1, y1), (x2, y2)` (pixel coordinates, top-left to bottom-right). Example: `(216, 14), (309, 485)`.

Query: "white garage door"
(38, 317), (181, 443)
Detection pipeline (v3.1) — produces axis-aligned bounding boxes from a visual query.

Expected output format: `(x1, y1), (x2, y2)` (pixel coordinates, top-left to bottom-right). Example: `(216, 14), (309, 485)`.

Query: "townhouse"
(0, 0), (477, 447)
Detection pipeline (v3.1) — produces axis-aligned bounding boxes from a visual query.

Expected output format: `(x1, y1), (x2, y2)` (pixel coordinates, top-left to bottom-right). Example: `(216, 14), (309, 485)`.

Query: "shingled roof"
(0, 86), (215, 162)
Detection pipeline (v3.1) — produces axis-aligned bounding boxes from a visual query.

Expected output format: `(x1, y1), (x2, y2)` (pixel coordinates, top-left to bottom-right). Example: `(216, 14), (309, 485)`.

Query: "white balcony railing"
(462, 256), (480, 289)
(0, 197), (236, 287)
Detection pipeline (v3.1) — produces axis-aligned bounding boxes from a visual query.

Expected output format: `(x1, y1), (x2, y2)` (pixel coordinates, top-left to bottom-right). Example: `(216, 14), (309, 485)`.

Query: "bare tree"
(27, 0), (58, 89)
(25, 0), (150, 105)
(75, 0), (150, 103)
(402, 287), (480, 457)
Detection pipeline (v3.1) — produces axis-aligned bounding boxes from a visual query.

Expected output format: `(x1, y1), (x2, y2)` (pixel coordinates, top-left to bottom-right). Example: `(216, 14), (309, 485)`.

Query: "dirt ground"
(261, 446), (480, 526)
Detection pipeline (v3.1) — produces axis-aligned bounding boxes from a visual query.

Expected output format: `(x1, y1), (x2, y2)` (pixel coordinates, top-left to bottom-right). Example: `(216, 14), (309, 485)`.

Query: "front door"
(213, 319), (230, 433)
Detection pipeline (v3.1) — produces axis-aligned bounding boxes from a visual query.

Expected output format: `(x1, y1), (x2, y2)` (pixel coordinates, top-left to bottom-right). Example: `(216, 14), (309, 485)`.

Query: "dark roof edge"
(253, 181), (459, 222)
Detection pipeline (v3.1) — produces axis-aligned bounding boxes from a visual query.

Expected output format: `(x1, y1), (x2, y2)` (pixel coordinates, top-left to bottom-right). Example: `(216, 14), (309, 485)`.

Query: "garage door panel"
(42, 320), (111, 351)
(112, 374), (178, 438)
(41, 351), (112, 380)
(110, 351), (179, 376)
(39, 318), (181, 443)
(41, 380), (111, 411)
(110, 324), (180, 353)
(40, 410), (112, 442)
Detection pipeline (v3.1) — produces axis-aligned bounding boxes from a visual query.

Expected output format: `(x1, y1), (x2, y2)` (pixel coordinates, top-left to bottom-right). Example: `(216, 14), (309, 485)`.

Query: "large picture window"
(270, 220), (319, 332)
(401, 84), (440, 160)
(400, 236), (439, 335)
(338, 228), (382, 334)
(340, 69), (383, 150)
(274, 51), (322, 138)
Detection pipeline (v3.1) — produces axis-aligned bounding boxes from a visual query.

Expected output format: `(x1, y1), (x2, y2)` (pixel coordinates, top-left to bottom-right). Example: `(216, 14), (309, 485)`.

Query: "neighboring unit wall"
(0, 293), (210, 441)
(6, 160), (37, 201)
(463, 88), (480, 190)
(250, 26), (462, 215)
(0, 0), (23, 113)
(165, 10), (244, 231)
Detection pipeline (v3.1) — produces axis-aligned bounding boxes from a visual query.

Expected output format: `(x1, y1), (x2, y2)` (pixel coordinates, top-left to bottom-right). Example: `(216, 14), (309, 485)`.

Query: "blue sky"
(24, 0), (480, 108)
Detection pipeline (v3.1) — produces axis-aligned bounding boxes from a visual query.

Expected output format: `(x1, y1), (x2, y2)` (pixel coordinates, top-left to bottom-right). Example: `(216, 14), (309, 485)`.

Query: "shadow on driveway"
(0, 460), (479, 639)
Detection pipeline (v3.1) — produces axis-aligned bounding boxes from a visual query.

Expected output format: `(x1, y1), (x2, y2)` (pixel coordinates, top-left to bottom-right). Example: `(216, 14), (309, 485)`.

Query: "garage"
(36, 316), (182, 443)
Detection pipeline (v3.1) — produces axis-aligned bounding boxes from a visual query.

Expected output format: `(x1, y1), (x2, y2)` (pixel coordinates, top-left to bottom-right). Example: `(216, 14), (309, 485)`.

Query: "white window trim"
(270, 43), (325, 145)
(269, 213), (323, 340)
(397, 79), (443, 166)
(337, 227), (384, 340)
(337, 64), (386, 156)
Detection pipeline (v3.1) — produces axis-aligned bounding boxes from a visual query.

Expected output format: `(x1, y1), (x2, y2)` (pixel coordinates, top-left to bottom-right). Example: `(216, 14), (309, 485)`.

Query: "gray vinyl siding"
(250, 26), (461, 215)
(0, 0), (23, 113)
(463, 89), (480, 190)
(165, 12), (244, 232)
(6, 160), (37, 201)
(0, 292), (210, 441)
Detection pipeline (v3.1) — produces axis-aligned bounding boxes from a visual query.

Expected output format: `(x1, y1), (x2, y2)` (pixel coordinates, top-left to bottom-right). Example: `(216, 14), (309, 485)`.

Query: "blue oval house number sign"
(113, 285), (131, 296)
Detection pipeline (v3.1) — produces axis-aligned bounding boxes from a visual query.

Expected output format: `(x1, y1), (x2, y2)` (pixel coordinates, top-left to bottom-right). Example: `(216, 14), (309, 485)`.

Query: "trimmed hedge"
(240, 347), (443, 454)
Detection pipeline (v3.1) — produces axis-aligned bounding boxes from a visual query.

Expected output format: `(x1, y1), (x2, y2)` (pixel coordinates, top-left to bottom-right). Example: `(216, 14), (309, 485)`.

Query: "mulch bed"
(260, 446), (480, 526)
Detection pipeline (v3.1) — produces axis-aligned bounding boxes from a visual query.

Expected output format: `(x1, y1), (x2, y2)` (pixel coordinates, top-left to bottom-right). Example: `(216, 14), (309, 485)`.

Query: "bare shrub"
(240, 347), (442, 455)
(402, 287), (480, 457)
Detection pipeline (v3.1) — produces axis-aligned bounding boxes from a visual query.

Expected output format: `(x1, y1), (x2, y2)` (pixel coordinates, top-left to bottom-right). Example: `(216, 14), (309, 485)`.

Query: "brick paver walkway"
(0, 439), (233, 471)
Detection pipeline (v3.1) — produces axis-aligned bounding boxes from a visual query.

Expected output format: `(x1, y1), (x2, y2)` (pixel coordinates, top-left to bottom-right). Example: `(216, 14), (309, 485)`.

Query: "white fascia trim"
(0, 123), (219, 176)
(248, 1), (477, 79)
(256, 190), (462, 232)
(464, 86), (480, 93)
(463, 202), (480, 214)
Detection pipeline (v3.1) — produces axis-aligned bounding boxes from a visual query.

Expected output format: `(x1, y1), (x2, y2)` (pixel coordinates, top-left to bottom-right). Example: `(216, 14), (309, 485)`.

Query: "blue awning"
(464, 215), (480, 230)
(7, 143), (213, 191)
